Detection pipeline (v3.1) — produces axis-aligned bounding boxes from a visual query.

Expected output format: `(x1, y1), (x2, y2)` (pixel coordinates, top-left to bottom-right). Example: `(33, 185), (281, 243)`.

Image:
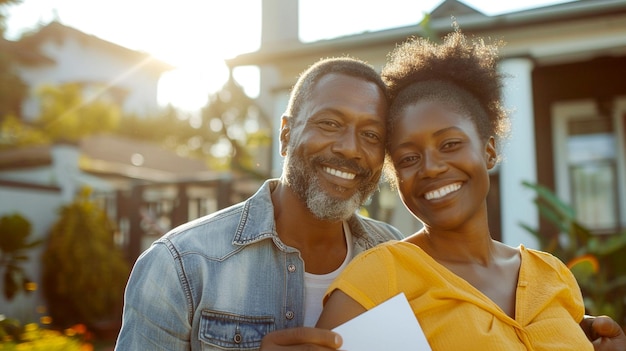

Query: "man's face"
(282, 73), (388, 221)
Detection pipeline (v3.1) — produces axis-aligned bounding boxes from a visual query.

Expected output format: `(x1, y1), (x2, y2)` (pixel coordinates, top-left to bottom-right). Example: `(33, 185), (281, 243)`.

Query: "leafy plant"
(520, 181), (626, 326)
(35, 83), (121, 143)
(41, 187), (129, 330)
(0, 213), (42, 300)
(0, 319), (92, 351)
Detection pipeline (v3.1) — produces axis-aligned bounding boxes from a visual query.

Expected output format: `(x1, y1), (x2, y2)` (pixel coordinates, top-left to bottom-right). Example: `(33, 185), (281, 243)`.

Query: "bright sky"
(3, 0), (573, 111)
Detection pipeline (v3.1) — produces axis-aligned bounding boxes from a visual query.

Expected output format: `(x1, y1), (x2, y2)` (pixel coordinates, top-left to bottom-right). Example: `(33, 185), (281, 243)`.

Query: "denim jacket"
(115, 179), (403, 350)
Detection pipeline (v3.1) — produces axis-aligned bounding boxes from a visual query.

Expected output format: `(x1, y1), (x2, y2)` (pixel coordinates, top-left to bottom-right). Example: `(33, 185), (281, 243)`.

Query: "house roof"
(79, 134), (212, 182)
(0, 135), (219, 185)
(0, 37), (54, 65)
(429, 0), (485, 18)
(226, 0), (626, 67)
(12, 21), (175, 73)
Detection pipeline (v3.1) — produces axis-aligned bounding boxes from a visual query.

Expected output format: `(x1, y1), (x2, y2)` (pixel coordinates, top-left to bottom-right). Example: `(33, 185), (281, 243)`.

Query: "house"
(226, 0), (626, 246)
(13, 21), (172, 120)
(0, 22), (235, 318)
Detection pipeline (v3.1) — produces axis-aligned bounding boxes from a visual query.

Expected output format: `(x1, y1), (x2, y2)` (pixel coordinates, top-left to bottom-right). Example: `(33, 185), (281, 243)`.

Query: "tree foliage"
(0, 0), (28, 121)
(116, 75), (273, 178)
(0, 83), (121, 147)
(201, 75), (272, 178)
(41, 187), (129, 329)
(34, 83), (121, 143)
(0, 114), (48, 149)
(0, 50), (27, 119)
(117, 105), (221, 160)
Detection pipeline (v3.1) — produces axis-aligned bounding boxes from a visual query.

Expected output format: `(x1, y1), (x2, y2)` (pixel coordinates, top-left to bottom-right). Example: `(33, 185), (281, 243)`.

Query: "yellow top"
(326, 241), (592, 351)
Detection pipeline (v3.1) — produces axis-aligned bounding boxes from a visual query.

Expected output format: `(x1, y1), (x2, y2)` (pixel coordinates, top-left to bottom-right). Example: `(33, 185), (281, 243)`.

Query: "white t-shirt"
(302, 221), (353, 327)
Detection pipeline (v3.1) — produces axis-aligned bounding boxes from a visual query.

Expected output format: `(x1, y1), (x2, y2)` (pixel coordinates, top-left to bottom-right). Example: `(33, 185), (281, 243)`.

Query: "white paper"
(332, 292), (431, 351)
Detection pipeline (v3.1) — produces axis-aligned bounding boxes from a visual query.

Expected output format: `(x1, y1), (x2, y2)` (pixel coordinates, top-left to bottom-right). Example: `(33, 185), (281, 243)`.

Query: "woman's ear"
(279, 116), (290, 157)
(485, 136), (497, 169)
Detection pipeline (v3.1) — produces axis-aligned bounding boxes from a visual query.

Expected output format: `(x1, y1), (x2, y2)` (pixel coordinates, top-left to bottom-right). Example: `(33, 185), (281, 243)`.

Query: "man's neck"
(271, 181), (348, 274)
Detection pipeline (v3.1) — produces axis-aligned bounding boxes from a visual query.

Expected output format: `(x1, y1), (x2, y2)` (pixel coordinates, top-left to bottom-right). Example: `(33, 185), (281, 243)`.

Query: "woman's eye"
(442, 140), (461, 149)
(363, 131), (382, 142)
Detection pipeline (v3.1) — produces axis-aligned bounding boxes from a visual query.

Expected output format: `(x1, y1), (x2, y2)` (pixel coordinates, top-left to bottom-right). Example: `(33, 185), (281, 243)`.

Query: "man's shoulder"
(157, 180), (277, 250)
(349, 214), (404, 241)
(159, 201), (246, 244)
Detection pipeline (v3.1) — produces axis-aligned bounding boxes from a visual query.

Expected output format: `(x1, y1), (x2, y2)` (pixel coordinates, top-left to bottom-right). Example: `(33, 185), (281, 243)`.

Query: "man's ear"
(486, 136), (497, 169)
(279, 116), (290, 156)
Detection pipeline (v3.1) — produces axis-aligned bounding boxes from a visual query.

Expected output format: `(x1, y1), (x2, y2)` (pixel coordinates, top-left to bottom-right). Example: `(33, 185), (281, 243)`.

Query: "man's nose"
(331, 130), (361, 159)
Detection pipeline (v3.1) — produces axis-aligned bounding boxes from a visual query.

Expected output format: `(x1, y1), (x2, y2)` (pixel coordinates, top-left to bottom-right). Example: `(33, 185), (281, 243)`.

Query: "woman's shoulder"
(519, 244), (571, 272)
(352, 239), (426, 264)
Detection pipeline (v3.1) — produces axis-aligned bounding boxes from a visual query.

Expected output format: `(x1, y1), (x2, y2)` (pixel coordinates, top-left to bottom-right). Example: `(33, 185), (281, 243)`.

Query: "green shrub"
(41, 187), (129, 330)
(0, 213), (42, 300)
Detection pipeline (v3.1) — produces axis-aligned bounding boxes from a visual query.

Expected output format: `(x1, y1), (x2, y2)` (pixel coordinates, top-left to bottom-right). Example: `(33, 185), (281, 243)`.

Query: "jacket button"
(233, 333), (242, 344)
(287, 264), (296, 272)
(285, 311), (295, 319)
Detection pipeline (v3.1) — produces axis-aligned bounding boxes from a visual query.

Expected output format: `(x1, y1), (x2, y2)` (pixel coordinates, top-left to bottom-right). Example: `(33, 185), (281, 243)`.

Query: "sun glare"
(5, 0), (261, 112)
(157, 56), (230, 111)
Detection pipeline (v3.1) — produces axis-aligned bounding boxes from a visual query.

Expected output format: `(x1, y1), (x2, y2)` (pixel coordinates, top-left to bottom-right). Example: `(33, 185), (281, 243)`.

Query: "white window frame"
(551, 98), (626, 232)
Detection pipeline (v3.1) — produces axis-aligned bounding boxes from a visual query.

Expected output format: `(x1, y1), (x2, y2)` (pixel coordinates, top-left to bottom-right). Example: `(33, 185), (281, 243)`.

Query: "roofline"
(15, 21), (176, 72)
(226, 0), (626, 67)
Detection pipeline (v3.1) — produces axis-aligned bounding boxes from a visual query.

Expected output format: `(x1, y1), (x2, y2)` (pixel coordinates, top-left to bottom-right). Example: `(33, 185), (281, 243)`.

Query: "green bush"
(41, 187), (130, 330)
(521, 181), (626, 326)
(0, 213), (42, 300)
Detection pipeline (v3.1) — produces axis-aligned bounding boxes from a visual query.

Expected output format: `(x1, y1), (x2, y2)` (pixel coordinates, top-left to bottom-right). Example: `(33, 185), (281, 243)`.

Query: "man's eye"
(395, 155), (420, 167)
(319, 120), (340, 129)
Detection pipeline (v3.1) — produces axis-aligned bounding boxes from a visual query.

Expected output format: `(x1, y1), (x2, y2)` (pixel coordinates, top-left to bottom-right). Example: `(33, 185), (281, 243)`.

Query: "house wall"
(532, 55), (626, 235)
(17, 33), (163, 121)
(0, 184), (63, 322)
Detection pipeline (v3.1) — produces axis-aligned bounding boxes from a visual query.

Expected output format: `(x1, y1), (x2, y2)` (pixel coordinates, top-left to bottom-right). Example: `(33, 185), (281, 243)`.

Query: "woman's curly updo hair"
(381, 23), (509, 187)
(380, 27), (511, 184)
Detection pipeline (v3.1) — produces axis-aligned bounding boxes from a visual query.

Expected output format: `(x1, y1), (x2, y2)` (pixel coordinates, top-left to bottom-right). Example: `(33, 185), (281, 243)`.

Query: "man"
(116, 57), (626, 350)
(115, 57), (403, 350)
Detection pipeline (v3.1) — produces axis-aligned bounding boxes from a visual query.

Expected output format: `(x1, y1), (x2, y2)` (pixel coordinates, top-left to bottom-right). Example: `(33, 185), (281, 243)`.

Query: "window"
(552, 98), (626, 234)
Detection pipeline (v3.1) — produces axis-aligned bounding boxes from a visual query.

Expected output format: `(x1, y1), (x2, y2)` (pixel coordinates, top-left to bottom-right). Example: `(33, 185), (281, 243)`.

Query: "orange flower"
(567, 254), (599, 273)
(71, 324), (88, 335)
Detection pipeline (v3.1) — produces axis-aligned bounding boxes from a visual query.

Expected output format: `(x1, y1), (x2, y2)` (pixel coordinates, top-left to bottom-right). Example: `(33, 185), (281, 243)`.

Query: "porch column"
(498, 58), (539, 249)
(51, 143), (80, 203)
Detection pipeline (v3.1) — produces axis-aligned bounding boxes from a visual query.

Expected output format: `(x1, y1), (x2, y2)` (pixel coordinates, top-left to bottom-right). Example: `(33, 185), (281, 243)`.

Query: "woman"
(316, 29), (594, 350)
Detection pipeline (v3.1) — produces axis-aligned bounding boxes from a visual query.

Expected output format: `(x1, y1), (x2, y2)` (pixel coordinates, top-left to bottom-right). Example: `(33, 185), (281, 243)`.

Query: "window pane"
(570, 162), (617, 230)
(566, 118), (617, 232)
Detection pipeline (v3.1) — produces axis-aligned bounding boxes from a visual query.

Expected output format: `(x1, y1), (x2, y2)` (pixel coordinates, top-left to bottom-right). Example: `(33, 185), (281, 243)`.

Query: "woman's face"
(388, 100), (496, 230)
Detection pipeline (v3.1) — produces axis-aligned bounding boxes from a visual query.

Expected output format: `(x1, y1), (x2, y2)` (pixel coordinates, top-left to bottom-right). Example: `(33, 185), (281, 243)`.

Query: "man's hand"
(260, 327), (342, 350)
(581, 315), (626, 351)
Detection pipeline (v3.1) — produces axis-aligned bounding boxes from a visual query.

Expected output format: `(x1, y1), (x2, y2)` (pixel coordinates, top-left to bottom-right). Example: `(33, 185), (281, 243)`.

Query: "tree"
(201, 74), (272, 179)
(0, 0), (28, 120)
(34, 83), (121, 143)
(41, 187), (129, 330)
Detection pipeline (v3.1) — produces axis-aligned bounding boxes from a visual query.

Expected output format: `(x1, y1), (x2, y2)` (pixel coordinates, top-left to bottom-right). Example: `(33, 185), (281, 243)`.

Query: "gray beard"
(284, 152), (376, 222)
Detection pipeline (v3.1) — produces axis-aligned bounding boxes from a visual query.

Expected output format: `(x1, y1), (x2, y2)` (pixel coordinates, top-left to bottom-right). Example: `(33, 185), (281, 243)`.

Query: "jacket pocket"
(199, 310), (275, 350)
